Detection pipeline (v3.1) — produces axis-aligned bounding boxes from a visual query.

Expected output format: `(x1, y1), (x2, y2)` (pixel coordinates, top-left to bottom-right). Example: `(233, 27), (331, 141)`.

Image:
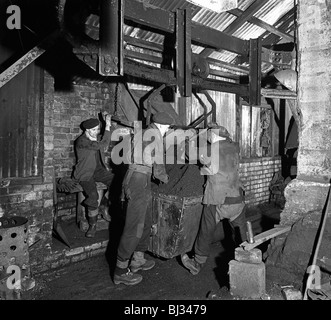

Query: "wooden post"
(249, 38), (262, 106)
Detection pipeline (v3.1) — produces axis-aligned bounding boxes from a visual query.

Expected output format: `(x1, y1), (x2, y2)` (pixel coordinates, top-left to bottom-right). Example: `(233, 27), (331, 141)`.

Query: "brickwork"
(33, 240), (109, 274)
(0, 70), (283, 275)
(0, 73), (115, 274)
(239, 157), (282, 207)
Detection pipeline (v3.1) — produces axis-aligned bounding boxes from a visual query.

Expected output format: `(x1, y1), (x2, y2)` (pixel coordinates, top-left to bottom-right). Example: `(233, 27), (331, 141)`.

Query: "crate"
(149, 192), (203, 259)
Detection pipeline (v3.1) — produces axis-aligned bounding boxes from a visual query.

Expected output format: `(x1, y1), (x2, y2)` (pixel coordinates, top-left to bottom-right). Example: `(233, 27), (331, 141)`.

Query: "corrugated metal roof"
(85, 0), (295, 72)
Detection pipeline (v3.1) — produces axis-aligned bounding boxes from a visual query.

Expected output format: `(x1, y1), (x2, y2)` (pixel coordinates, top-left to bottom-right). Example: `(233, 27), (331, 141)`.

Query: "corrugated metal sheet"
(86, 0), (295, 65)
(0, 62), (43, 178)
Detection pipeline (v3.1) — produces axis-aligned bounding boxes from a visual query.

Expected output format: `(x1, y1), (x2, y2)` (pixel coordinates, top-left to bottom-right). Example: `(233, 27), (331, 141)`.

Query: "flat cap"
(152, 112), (174, 125)
(208, 122), (230, 138)
(82, 118), (100, 129)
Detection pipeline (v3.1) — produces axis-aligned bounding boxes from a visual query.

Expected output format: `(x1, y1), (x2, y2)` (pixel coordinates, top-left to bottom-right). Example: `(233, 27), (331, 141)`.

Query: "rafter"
(124, 0), (249, 56)
(200, 0), (269, 58)
(262, 6), (296, 46)
(228, 8), (294, 42)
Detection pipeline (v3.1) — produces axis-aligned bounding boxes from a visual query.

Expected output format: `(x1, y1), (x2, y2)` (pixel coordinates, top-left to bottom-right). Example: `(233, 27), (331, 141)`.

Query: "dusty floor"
(29, 203), (286, 301)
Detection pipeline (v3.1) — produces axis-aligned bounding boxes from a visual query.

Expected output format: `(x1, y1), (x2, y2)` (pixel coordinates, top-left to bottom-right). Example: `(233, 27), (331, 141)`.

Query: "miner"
(72, 114), (113, 238)
(181, 123), (247, 275)
(113, 111), (173, 286)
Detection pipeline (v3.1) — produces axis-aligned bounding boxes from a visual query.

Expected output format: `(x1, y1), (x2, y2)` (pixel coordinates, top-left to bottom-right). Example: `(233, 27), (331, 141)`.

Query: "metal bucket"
(0, 216), (29, 300)
(149, 192), (203, 259)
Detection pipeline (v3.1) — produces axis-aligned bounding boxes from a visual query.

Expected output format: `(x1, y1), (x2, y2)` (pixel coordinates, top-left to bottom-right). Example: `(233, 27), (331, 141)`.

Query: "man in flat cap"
(72, 114), (113, 237)
(114, 111), (173, 286)
(181, 123), (247, 275)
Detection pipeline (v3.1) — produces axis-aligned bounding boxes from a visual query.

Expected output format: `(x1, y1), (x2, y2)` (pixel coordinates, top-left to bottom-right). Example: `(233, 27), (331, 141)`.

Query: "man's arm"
(76, 114), (112, 151)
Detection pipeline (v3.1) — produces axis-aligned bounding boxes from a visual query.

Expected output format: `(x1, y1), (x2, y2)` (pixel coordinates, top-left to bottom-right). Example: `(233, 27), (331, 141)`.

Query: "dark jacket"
(126, 123), (168, 183)
(73, 130), (111, 182)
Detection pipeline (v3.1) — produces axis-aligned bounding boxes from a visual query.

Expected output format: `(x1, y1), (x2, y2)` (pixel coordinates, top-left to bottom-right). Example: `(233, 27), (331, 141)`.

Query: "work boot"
(113, 267), (143, 286)
(99, 204), (111, 222)
(130, 251), (155, 273)
(181, 253), (203, 275)
(85, 213), (98, 238)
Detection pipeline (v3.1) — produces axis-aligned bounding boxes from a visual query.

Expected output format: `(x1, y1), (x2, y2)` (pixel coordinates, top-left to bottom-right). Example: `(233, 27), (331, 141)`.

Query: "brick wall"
(239, 156), (282, 207)
(0, 70), (282, 275)
(57, 156), (283, 221)
(48, 75), (114, 221)
(0, 72), (115, 274)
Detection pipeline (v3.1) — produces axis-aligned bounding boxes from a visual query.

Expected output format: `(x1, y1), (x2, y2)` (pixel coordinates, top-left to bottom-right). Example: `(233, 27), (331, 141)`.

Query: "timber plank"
(240, 226), (291, 251)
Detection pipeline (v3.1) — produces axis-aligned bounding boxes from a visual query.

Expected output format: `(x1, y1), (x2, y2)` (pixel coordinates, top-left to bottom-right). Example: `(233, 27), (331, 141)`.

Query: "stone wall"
(265, 0), (331, 288)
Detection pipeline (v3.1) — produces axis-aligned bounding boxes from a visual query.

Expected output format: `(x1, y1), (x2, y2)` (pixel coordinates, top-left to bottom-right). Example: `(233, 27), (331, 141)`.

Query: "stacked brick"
(239, 157), (281, 206)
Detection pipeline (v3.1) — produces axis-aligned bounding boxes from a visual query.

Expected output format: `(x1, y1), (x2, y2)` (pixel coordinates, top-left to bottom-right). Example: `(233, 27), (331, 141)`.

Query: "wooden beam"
(249, 38), (262, 105)
(200, 0), (269, 58)
(224, 0), (270, 35)
(262, 7), (296, 47)
(124, 0), (249, 56)
(123, 58), (249, 96)
(125, 36), (249, 77)
(0, 30), (60, 88)
(206, 56), (250, 75)
(228, 8), (294, 42)
(261, 88), (297, 100)
(240, 226), (291, 251)
(124, 35), (164, 53)
(124, 49), (162, 64)
(209, 69), (240, 81)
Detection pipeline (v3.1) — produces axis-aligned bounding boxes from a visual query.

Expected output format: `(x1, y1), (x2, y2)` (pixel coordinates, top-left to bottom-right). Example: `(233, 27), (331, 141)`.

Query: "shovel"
(52, 168), (71, 248)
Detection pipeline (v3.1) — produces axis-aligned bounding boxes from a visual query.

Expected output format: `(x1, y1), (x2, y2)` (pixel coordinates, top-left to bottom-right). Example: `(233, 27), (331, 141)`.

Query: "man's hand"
(158, 174), (169, 184)
(105, 114), (112, 130)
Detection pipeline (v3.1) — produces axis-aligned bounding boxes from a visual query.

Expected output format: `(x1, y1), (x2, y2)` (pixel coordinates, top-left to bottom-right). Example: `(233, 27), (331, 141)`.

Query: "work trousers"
(79, 164), (114, 214)
(117, 170), (153, 263)
(194, 203), (247, 264)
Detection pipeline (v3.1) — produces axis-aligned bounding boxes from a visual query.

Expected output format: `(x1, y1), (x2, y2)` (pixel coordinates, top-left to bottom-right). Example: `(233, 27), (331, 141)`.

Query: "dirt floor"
(30, 203), (286, 302)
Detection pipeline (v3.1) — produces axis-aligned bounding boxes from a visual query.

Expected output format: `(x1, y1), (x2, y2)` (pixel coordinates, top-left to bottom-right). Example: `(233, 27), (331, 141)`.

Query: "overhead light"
(274, 69), (297, 92)
(186, 0), (238, 13)
(274, 48), (297, 92)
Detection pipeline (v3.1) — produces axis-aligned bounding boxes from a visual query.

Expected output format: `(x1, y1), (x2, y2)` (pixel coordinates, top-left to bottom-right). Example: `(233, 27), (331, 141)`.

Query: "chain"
(113, 82), (119, 116)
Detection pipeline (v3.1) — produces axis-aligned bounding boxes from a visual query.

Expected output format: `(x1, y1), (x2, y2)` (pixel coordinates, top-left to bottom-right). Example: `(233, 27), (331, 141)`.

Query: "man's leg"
(229, 203), (247, 246)
(130, 189), (155, 273)
(79, 179), (99, 238)
(94, 167), (114, 222)
(114, 172), (151, 285)
(181, 204), (218, 275)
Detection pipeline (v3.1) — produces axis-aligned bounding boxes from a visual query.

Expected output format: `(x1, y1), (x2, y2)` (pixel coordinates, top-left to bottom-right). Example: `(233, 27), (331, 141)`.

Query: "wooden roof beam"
(124, 0), (249, 56)
(261, 6), (296, 46)
(0, 30), (60, 88)
(199, 0), (269, 58)
(228, 8), (294, 42)
(124, 58), (249, 96)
